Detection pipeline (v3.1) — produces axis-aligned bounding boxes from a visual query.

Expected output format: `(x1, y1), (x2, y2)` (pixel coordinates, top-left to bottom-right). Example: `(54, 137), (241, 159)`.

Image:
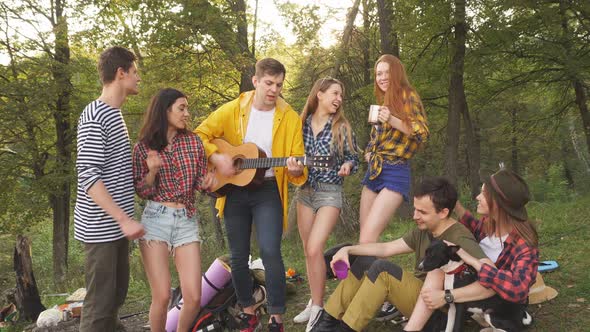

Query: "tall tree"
(462, 102), (481, 198)
(376, 0), (399, 56)
(331, 0), (361, 77)
(445, 0), (468, 185)
(361, 0), (373, 85)
(0, 0), (75, 285)
(49, 0), (74, 286)
(184, 0), (256, 93)
(558, 0), (590, 156)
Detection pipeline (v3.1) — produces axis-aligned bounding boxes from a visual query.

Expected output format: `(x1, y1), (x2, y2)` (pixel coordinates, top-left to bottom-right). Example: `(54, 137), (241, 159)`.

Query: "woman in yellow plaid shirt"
(360, 54), (429, 245)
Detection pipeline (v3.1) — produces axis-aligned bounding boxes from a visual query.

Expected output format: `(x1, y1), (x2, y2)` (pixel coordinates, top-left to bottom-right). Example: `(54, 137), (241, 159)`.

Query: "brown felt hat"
(480, 167), (530, 221)
(528, 272), (558, 304)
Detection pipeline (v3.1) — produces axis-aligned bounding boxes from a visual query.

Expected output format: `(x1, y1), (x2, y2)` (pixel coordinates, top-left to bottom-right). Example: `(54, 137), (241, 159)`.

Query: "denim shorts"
(362, 162), (410, 202)
(297, 182), (343, 213)
(140, 200), (200, 251)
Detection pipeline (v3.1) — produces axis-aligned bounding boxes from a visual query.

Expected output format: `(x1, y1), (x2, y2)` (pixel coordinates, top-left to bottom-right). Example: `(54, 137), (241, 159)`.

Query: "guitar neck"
(239, 157), (305, 169)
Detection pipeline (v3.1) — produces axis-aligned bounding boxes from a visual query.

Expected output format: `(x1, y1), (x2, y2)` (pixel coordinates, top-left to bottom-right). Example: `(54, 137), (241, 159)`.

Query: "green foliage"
(276, 2), (322, 48)
(528, 163), (574, 202)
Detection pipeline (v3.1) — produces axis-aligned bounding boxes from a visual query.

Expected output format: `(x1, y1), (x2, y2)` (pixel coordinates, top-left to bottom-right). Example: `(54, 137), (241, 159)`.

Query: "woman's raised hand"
(146, 150), (162, 173)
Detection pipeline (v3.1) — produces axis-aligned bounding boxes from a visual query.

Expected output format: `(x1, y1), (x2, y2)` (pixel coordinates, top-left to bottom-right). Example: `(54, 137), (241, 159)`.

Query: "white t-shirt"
(244, 106), (275, 178)
(479, 234), (508, 263)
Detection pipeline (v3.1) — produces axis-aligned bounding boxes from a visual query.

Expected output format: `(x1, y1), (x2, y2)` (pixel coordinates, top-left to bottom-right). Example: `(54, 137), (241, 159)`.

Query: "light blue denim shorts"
(140, 200), (200, 252)
(297, 182), (343, 213)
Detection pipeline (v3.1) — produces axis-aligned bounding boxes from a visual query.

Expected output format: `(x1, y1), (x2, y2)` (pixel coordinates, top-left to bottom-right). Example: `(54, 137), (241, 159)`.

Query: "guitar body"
(208, 138), (268, 197)
(206, 138), (333, 197)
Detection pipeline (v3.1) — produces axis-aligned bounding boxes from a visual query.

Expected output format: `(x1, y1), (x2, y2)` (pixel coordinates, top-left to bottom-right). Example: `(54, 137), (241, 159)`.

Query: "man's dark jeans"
(224, 180), (286, 314)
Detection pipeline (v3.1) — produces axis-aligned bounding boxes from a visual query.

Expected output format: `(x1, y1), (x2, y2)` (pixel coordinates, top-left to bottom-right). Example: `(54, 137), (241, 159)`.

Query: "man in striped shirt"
(75, 46), (145, 332)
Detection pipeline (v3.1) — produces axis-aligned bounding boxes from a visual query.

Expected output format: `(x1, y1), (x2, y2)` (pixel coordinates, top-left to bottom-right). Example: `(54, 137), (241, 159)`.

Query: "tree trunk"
(251, 0), (259, 57)
(560, 140), (575, 188)
(510, 107), (520, 174)
(568, 115), (590, 172)
(186, 0), (255, 92)
(50, 192), (69, 286)
(14, 235), (46, 321)
(558, 0), (590, 157)
(445, 0), (468, 185)
(50, 0), (73, 286)
(338, 193), (359, 235)
(233, 0), (255, 93)
(331, 0), (361, 77)
(462, 102), (480, 199)
(376, 0), (399, 56)
(362, 0), (372, 85)
(572, 79), (590, 156)
(285, 197), (298, 239)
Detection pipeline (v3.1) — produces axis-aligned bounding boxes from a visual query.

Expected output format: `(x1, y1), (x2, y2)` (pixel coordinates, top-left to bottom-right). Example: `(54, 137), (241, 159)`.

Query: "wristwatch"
(444, 289), (454, 304)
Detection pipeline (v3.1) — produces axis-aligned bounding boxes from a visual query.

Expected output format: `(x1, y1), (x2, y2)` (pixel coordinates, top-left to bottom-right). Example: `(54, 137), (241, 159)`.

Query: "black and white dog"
(418, 240), (532, 332)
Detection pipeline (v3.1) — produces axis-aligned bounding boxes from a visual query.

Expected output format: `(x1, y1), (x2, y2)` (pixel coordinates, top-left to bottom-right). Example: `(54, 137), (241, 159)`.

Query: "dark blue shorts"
(361, 162), (410, 202)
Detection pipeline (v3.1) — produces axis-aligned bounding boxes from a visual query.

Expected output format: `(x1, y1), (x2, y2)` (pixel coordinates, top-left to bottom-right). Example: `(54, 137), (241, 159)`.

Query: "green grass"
(1, 195), (589, 331)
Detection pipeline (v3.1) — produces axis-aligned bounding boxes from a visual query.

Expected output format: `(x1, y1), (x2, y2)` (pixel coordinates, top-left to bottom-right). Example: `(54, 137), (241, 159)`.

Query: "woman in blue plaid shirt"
(293, 77), (360, 331)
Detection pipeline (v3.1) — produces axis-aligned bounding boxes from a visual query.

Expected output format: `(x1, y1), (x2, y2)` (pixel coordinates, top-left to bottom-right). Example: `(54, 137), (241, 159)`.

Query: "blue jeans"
(224, 180), (285, 314)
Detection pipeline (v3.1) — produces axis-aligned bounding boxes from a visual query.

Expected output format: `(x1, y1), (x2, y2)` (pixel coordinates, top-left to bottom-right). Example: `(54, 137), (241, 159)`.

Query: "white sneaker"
(305, 305), (323, 332)
(293, 299), (312, 323)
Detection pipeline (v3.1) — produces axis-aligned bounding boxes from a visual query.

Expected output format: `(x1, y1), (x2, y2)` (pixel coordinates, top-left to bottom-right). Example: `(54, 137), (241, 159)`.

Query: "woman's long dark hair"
(138, 88), (187, 151)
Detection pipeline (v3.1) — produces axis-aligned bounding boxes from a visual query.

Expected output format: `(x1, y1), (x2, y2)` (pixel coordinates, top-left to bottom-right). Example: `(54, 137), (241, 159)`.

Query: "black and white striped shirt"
(74, 100), (135, 243)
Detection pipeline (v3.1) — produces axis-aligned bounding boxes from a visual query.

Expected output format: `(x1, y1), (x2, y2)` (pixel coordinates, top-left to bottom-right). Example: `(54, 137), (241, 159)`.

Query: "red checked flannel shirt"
(459, 211), (539, 303)
(132, 132), (208, 218)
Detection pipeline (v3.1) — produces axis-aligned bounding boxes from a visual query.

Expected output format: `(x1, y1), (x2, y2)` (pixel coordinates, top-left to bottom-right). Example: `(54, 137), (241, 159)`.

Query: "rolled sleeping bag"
(165, 258), (232, 332)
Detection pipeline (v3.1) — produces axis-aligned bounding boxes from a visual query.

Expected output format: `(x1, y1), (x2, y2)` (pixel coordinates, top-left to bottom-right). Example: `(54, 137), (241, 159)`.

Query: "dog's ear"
(449, 245), (462, 261)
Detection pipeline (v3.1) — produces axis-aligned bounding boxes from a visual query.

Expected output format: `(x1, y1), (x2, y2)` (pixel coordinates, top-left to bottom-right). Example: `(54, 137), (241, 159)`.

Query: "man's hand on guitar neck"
(210, 152), (236, 177)
(286, 156), (304, 177)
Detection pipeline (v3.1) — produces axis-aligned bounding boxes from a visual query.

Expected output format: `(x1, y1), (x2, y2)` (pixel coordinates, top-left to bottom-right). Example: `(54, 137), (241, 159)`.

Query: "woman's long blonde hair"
(300, 77), (357, 156)
(374, 54), (424, 125)
(483, 186), (539, 247)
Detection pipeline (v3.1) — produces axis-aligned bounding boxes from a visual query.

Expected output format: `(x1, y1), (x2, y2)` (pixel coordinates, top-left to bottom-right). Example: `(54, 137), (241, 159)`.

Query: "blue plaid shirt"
(303, 115), (359, 189)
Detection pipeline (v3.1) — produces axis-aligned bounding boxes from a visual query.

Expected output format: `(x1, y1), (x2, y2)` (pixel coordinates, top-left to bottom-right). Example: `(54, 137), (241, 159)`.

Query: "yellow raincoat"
(195, 90), (307, 230)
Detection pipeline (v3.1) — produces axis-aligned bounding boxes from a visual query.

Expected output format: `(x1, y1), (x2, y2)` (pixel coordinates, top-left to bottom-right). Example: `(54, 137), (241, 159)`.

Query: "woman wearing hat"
(405, 168), (539, 331)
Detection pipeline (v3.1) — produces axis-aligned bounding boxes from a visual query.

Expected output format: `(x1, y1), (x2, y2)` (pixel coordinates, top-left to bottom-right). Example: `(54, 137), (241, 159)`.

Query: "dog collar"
(446, 264), (468, 275)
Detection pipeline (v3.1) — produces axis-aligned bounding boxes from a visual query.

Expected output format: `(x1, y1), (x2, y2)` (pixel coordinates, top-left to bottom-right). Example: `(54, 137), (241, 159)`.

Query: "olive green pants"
(325, 258), (424, 332)
(80, 238), (129, 332)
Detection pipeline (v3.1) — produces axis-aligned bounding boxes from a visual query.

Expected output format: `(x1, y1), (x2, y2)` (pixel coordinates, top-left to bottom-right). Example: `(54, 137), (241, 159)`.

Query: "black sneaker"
(309, 310), (340, 332)
(375, 302), (400, 321)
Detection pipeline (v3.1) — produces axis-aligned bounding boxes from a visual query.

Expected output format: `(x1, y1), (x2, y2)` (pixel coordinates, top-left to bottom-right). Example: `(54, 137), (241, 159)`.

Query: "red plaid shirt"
(459, 211), (538, 303)
(132, 132), (208, 218)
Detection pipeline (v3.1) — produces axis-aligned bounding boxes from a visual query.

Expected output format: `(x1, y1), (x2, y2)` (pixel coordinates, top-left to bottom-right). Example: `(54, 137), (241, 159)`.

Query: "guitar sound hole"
(233, 156), (244, 173)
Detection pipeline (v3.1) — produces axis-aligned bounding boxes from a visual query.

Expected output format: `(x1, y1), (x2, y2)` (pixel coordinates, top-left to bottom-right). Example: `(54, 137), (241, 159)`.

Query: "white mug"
(368, 105), (380, 125)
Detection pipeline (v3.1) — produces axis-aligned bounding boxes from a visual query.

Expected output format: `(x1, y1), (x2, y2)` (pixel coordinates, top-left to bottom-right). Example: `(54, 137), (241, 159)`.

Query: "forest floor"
(1, 196), (589, 331)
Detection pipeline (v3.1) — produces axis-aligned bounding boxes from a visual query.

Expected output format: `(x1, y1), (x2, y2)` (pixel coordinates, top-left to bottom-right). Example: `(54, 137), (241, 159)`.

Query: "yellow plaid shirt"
(365, 90), (429, 180)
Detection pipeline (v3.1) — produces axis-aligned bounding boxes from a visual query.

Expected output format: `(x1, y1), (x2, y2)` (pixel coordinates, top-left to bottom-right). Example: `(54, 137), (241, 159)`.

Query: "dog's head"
(418, 239), (462, 272)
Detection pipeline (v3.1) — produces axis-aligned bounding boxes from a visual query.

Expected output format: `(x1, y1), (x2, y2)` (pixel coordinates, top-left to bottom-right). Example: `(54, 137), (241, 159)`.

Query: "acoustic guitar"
(207, 138), (333, 197)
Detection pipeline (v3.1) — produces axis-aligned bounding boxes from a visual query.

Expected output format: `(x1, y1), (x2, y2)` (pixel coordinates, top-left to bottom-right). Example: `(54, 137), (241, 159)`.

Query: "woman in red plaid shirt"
(132, 88), (215, 332)
(411, 168), (539, 331)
